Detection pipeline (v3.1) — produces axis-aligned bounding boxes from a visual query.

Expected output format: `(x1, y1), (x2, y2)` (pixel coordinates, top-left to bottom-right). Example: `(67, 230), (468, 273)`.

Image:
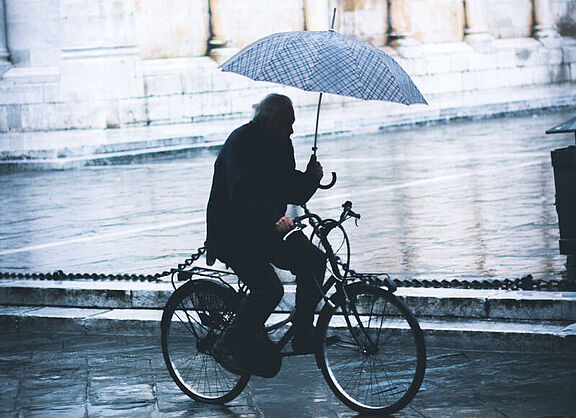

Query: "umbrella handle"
(318, 171), (337, 189)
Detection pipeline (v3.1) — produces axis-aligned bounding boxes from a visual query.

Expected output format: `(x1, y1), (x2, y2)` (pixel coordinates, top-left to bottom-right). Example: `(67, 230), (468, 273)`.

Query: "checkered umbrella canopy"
(220, 30), (427, 105)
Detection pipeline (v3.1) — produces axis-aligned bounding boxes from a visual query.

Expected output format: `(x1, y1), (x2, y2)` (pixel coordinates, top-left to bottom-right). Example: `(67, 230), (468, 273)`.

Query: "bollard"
(551, 146), (576, 254)
(547, 116), (576, 280)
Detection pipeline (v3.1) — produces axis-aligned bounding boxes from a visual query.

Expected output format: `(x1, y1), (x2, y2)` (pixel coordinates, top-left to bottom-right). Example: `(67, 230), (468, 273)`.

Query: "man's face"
(265, 104), (295, 141)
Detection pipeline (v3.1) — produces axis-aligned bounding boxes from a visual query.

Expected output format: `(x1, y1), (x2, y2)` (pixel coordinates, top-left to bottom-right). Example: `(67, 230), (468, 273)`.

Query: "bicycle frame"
(175, 201), (376, 355)
(265, 203), (357, 354)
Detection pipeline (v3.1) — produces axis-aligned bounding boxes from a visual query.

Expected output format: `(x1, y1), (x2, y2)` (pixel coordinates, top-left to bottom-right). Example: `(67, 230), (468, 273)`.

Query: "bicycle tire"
(316, 283), (426, 414)
(161, 279), (250, 404)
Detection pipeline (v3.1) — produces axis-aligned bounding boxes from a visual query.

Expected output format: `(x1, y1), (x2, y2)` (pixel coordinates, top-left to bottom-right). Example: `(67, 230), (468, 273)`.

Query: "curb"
(1, 280), (575, 321)
(1, 306), (574, 352)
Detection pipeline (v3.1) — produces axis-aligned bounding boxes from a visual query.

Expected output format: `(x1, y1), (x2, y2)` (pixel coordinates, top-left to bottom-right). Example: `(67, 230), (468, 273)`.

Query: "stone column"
(0, 0), (9, 76)
(134, 0), (209, 59)
(532, 0), (560, 41)
(4, 0), (61, 67)
(388, 0), (420, 56)
(208, 0), (239, 62)
(463, 0), (493, 51)
(0, 0), (8, 60)
(60, 0), (144, 129)
(303, 0), (330, 31)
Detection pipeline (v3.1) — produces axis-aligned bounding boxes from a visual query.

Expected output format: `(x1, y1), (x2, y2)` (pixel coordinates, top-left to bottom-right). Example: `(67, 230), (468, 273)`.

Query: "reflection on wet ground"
(0, 110), (574, 281)
(1, 332), (574, 417)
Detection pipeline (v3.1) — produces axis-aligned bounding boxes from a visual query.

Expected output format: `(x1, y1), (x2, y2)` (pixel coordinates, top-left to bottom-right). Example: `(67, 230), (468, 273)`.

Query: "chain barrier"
(0, 246), (207, 283)
(346, 269), (576, 291)
(0, 252), (574, 291)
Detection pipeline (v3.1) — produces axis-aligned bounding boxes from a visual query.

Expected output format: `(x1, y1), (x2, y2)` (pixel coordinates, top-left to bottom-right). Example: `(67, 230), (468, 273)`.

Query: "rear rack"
(173, 266), (246, 293)
(348, 270), (397, 292)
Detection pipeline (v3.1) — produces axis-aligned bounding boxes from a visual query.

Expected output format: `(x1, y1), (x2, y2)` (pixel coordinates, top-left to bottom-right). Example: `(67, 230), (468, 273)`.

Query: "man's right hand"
(306, 154), (324, 182)
(275, 216), (294, 234)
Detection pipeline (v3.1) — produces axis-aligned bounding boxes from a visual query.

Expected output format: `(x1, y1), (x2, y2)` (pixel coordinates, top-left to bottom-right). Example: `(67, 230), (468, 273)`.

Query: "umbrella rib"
(219, 30), (426, 105)
(307, 31), (330, 93)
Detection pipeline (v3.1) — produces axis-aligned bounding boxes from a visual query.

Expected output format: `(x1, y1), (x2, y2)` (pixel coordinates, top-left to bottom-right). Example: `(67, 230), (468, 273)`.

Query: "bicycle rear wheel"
(161, 279), (250, 403)
(316, 283), (426, 415)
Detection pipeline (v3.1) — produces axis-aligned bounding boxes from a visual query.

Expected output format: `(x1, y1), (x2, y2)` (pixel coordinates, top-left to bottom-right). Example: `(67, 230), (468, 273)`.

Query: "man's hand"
(275, 216), (294, 234)
(306, 154), (324, 182)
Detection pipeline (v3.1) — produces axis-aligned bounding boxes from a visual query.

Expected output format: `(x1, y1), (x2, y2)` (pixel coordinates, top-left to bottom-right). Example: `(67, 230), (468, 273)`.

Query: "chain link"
(0, 248), (574, 291)
(347, 269), (575, 291)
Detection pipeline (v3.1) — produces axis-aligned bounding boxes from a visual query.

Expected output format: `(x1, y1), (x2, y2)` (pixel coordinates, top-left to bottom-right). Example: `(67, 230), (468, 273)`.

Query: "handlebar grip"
(349, 210), (361, 219)
(341, 201), (360, 220)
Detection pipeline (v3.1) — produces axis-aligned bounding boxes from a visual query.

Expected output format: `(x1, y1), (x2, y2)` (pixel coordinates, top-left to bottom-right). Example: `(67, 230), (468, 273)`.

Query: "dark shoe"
(236, 336), (282, 378)
(212, 340), (247, 375)
(291, 337), (316, 355)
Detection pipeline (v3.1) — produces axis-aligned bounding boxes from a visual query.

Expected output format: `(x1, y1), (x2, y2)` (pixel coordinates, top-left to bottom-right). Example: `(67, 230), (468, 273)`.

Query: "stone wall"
(0, 0), (575, 133)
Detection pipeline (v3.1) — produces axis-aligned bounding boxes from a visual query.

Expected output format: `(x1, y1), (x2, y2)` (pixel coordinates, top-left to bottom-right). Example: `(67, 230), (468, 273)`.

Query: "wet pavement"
(1, 331), (574, 417)
(1, 110), (575, 282)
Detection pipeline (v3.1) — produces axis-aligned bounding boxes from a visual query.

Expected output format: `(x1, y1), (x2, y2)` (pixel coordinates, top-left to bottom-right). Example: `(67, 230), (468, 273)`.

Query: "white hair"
(251, 94), (293, 123)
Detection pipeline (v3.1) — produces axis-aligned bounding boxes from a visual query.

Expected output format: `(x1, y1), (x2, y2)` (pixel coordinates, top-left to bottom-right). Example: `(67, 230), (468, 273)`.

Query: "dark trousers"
(220, 231), (326, 345)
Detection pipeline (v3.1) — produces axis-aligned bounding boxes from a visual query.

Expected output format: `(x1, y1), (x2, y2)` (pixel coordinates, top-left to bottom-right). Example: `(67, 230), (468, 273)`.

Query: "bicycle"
(161, 201), (426, 415)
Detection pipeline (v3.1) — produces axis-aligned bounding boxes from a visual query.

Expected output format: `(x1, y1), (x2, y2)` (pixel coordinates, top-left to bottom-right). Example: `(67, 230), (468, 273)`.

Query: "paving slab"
(85, 308), (163, 337)
(0, 332), (574, 417)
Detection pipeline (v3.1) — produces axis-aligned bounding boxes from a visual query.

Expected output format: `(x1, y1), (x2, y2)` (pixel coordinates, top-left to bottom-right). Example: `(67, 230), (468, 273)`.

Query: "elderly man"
(206, 93), (325, 374)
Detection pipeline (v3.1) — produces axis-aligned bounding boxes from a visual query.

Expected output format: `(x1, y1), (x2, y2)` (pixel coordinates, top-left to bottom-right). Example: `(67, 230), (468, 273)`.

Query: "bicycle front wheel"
(161, 279), (250, 404)
(316, 283), (426, 415)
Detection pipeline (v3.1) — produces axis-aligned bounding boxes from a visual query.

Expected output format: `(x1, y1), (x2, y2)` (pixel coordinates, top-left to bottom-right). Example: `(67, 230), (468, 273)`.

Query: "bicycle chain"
(0, 247), (574, 291)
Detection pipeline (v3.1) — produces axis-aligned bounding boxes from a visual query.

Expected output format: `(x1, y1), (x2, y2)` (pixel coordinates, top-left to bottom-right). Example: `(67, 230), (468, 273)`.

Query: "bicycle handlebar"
(283, 201), (360, 241)
(341, 200), (360, 222)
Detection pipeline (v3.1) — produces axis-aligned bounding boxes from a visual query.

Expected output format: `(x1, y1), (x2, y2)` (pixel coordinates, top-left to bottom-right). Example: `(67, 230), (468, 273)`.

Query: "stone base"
(464, 32), (495, 53)
(0, 61), (10, 78)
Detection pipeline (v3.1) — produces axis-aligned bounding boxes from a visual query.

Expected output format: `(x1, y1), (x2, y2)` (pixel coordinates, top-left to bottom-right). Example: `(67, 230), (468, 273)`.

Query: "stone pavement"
(1, 331), (574, 417)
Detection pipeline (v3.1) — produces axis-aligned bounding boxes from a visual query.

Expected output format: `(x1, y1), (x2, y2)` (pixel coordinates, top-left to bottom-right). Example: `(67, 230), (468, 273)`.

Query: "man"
(205, 93), (325, 374)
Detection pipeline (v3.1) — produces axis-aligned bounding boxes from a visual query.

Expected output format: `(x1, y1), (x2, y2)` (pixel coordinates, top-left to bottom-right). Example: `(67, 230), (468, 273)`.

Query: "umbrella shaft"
(331, 8), (337, 30)
(313, 93), (323, 156)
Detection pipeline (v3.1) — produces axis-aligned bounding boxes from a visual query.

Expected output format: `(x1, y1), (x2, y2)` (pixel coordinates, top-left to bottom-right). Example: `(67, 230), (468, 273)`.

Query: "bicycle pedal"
(281, 351), (313, 357)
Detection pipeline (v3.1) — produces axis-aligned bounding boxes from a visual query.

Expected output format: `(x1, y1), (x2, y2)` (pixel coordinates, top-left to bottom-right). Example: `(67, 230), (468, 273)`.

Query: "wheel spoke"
(161, 280), (249, 403)
(319, 284), (425, 414)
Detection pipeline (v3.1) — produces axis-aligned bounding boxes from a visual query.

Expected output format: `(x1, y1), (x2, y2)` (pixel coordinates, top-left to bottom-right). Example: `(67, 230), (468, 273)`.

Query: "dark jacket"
(206, 121), (318, 264)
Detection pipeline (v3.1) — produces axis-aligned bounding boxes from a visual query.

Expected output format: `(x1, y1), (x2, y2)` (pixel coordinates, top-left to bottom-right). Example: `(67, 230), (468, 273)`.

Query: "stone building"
(0, 0), (575, 135)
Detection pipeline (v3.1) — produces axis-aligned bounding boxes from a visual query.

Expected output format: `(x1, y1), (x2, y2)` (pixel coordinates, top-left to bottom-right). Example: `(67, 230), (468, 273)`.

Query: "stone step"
(1, 305), (573, 352)
(2, 82), (575, 171)
(1, 279), (575, 321)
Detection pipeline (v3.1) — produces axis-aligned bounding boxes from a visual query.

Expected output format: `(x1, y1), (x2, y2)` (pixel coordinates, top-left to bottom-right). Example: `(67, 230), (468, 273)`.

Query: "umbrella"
(220, 9), (427, 188)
